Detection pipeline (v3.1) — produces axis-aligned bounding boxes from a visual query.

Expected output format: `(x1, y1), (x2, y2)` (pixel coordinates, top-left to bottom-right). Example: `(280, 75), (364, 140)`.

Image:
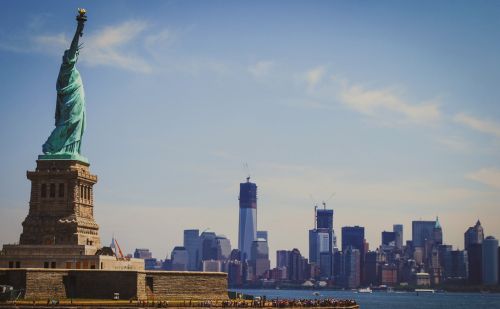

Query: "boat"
(415, 289), (435, 295)
(358, 287), (373, 293)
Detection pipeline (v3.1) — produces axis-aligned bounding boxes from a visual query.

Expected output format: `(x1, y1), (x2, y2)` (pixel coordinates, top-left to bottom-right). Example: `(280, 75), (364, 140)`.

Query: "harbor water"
(232, 289), (500, 309)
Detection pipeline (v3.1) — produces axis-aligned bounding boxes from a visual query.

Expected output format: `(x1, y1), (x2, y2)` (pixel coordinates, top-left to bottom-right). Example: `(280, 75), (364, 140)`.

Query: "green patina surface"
(40, 11), (87, 162)
(38, 153), (88, 163)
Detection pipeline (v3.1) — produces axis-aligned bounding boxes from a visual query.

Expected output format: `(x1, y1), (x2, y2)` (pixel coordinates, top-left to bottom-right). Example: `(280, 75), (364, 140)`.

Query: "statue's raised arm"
(65, 9), (86, 64)
(40, 9), (88, 163)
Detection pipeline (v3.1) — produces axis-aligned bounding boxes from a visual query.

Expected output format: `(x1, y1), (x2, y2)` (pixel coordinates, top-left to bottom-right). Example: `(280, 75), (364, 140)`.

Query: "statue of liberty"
(41, 9), (88, 162)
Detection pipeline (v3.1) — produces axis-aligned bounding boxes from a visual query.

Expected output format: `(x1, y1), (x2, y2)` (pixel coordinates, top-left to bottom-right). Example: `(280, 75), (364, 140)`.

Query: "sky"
(1, 1), (500, 265)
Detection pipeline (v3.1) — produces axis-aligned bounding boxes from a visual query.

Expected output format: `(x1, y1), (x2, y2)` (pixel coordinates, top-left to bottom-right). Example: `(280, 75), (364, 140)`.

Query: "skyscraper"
(465, 220), (484, 285)
(199, 231), (217, 261)
(464, 220), (484, 250)
(443, 249), (468, 280)
(364, 251), (379, 286)
(342, 226), (365, 254)
(288, 248), (306, 282)
(276, 250), (290, 269)
(215, 235), (232, 260)
(393, 224), (403, 249)
(183, 229), (200, 270)
(309, 231), (330, 264)
(482, 236), (499, 285)
(257, 231), (268, 241)
(382, 231), (396, 246)
(411, 220), (436, 247)
(342, 226), (365, 283)
(433, 217), (443, 245)
(343, 247), (361, 288)
(309, 205), (336, 279)
(317, 208), (333, 229)
(171, 246), (189, 271)
(467, 243), (482, 284)
(238, 177), (257, 261)
(133, 248), (152, 259)
(251, 239), (270, 279)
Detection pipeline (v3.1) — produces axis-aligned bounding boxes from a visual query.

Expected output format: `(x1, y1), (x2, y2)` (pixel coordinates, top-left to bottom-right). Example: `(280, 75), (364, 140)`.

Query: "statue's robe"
(42, 50), (85, 154)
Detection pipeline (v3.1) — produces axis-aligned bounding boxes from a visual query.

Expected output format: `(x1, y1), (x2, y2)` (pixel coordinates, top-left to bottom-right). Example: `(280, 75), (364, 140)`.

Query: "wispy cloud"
(467, 167), (500, 190)
(145, 29), (175, 54)
(34, 33), (68, 50)
(70, 20), (152, 73)
(454, 113), (500, 138)
(299, 66), (442, 125)
(248, 60), (274, 78)
(435, 136), (470, 152)
(339, 84), (441, 125)
(305, 66), (325, 89)
(1, 19), (178, 74)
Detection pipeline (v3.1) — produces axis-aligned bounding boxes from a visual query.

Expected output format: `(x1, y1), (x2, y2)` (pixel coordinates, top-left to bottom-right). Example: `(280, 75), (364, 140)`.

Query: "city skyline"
(1, 1), (500, 262)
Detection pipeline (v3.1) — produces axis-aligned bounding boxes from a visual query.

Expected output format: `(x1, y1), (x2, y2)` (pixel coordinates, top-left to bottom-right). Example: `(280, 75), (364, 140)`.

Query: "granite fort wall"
(0, 269), (227, 300)
(26, 269), (68, 299)
(69, 270), (139, 299)
(145, 271), (228, 300)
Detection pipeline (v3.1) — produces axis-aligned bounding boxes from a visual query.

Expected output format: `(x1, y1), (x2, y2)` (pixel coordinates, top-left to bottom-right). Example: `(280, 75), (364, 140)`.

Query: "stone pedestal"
(20, 159), (100, 248)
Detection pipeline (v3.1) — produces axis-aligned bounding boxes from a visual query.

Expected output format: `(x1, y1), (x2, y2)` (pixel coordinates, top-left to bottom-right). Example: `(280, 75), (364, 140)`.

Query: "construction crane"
(110, 236), (126, 260)
(322, 193), (335, 209)
(243, 162), (251, 182)
(310, 192), (336, 228)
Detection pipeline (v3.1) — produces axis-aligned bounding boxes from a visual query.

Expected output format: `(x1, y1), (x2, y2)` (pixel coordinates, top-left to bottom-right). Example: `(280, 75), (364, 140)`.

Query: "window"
(8, 261), (13, 268)
(41, 184), (47, 198)
(59, 183), (65, 197)
(44, 262), (49, 268)
(15, 261), (21, 268)
(66, 262), (72, 269)
(76, 262), (81, 269)
(50, 183), (55, 198)
(80, 186), (84, 199)
(51, 262), (56, 268)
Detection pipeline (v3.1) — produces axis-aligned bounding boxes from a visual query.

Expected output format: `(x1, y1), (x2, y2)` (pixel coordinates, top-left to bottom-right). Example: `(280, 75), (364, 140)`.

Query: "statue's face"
(63, 50), (78, 64)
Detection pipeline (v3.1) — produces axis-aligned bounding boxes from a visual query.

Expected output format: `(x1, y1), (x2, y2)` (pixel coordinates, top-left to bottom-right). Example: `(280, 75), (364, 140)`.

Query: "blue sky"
(1, 1), (500, 262)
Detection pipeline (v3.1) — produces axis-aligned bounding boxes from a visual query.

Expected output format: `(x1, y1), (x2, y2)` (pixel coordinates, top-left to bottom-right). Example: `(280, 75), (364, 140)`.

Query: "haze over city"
(1, 1), (500, 264)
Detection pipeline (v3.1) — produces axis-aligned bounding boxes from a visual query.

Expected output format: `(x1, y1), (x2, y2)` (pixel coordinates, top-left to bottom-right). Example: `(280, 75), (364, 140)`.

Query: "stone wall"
(68, 270), (139, 299)
(25, 269), (68, 299)
(0, 269), (227, 300)
(146, 271), (228, 300)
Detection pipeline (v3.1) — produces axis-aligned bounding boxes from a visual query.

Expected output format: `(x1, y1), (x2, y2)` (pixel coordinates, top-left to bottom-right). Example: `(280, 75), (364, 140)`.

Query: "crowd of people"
(220, 298), (358, 308)
(269, 298), (358, 308)
(134, 298), (358, 308)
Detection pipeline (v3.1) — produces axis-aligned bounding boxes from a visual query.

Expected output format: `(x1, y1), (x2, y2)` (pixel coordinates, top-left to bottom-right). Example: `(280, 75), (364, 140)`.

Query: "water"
(231, 289), (500, 309)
